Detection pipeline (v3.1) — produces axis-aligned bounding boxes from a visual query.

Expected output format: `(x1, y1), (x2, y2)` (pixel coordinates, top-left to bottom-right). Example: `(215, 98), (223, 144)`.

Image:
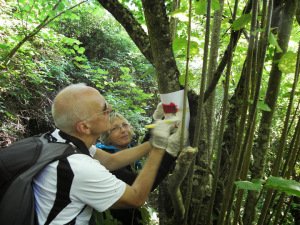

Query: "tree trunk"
(141, 0), (181, 93)
(243, 1), (297, 224)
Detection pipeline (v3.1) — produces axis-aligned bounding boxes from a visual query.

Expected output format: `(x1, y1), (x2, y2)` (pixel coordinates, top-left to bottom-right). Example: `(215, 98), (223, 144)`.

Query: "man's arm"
(110, 152), (176, 189)
(111, 147), (165, 208)
(111, 119), (181, 208)
(93, 142), (152, 171)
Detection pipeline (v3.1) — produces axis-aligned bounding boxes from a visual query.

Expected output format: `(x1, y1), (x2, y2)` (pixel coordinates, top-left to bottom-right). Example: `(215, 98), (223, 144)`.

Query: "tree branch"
(168, 147), (197, 223)
(204, 0), (253, 102)
(97, 0), (154, 64)
(2, 0), (87, 65)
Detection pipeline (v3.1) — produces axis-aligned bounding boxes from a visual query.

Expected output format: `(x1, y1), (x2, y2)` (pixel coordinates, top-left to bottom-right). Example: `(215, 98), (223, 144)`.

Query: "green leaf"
(232, 14), (252, 31)
(269, 33), (283, 53)
(57, 1), (65, 11)
(235, 180), (263, 191)
(77, 47), (85, 54)
(74, 56), (86, 62)
(195, 0), (207, 15)
(191, 40), (199, 54)
(173, 37), (186, 51)
(257, 101), (271, 112)
(193, 0), (220, 14)
(140, 206), (151, 224)
(173, 37), (199, 55)
(0, 43), (10, 50)
(73, 45), (79, 50)
(97, 68), (108, 75)
(265, 176), (300, 197)
(278, 51), (297, 74)
(212, 0), (220, 11)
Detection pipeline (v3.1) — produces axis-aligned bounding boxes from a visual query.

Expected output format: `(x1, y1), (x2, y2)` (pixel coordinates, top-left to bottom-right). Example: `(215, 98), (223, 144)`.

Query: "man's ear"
(75, 121), (91, 135)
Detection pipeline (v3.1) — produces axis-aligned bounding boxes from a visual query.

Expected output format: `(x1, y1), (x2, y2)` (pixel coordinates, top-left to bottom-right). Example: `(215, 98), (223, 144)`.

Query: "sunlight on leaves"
(170, 8), (189, 22)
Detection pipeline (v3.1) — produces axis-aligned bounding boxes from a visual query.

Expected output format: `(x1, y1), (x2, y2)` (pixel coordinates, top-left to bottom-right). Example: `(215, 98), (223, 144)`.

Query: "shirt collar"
(51, 129), (91, 156)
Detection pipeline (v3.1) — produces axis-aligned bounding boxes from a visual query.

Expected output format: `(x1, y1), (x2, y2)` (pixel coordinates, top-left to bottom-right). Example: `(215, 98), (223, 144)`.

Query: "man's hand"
(166, 127), (189, 157)
(150, 119), (178, 149)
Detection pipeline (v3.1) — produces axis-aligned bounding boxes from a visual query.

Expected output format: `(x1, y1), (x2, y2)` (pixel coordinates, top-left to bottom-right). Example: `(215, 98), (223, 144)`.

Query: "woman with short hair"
(96, 111), (177, 225)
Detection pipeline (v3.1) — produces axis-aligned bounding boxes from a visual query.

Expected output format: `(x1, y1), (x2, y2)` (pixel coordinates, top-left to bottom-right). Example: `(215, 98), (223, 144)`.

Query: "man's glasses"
(110, 122), (130, 133)
(100, 101), (112, 116)
(83, 101), (112, 121)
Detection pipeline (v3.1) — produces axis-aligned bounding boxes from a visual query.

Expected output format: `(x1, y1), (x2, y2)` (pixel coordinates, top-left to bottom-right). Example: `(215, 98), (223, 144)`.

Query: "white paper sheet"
(160, 89), (190, 129)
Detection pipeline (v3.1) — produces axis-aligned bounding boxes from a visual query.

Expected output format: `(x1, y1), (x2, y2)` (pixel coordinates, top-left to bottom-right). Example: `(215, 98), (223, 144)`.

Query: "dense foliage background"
(0, 1), (156, 147)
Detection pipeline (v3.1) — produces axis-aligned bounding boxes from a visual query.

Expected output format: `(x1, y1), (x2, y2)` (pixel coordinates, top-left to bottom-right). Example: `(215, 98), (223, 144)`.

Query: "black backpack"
(0, 133), (78, 225)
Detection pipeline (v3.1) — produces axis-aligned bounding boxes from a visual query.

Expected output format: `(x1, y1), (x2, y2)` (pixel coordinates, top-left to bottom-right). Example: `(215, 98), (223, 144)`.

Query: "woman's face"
(108, 117), (133, 149)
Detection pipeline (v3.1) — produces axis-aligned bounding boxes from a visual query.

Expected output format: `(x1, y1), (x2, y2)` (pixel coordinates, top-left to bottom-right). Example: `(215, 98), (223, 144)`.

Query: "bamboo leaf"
(235, 180), (263, 191)
(266, 176), (300, 197)
(269, 33), (283, 53)
(257, 101), (271, 112)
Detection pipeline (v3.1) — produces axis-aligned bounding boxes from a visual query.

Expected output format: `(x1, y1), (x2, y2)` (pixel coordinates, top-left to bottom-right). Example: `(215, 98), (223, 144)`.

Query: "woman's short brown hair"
(99, 111), (134, 145)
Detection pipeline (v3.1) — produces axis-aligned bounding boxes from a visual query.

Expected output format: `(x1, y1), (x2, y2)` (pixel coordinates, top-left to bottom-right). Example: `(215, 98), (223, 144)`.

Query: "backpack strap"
(41, 133), (78, 160)
(55, 130), (91, 157)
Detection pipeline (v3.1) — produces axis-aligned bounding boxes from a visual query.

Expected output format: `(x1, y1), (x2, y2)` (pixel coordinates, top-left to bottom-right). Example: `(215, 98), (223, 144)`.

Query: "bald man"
(33, 83), (182, 225)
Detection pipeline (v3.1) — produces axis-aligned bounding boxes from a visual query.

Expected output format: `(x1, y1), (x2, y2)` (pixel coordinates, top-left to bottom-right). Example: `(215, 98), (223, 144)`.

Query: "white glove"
(153, 102), (164, 120)
(150, 118), (179, 149)
(166, 127), (189, 157)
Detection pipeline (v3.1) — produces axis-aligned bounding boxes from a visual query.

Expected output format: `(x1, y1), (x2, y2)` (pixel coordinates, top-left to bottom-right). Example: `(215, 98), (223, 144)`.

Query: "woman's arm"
(93, 142), (152, 171)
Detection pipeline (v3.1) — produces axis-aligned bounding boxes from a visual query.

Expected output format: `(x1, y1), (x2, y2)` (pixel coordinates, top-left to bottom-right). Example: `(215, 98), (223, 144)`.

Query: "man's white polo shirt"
(33, 130), (126, 225)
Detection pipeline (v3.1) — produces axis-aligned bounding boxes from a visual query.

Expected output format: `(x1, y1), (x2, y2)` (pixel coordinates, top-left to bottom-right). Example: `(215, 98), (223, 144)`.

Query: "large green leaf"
(194, 0), (207, 15)
(235, 179), (263, 191)
(257, 101), (271, 112)
(194, 0), (221, 15)
(173, 37), (187, 51)
(173, 37), (199, 55)
(77, 47), (86, 54)
(212, 0), (220, 11)
(232, 14), (252, 31)
(265, 176), (300, 197)
(278, 51), (297, 74)
(269, 33), (283, 53)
